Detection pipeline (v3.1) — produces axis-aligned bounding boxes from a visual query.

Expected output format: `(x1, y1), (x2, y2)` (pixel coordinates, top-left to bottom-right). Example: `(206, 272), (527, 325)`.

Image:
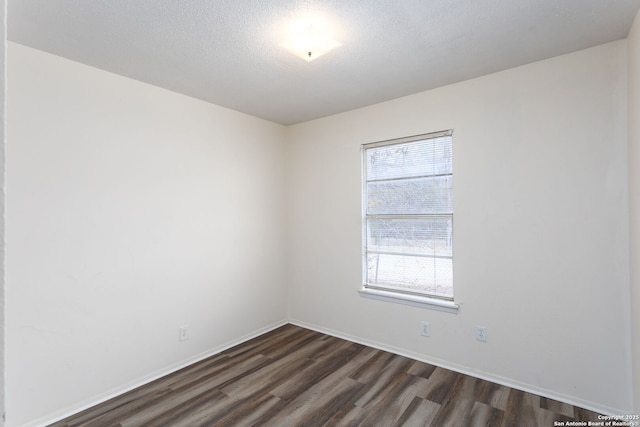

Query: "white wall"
(628, 9), (640, 414)
(0, 1), (6, 425)
(6, 33), (636, 425)
(6, 42), (288, 427)
(287, 41), (631, 414)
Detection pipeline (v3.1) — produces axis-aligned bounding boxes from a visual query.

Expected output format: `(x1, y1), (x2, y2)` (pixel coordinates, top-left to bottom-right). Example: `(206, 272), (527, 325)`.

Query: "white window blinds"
(363, 130), (453, 299)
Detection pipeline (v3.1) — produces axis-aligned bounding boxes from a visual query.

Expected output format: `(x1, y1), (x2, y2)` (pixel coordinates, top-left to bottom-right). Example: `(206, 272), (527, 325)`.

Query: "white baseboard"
(288, 318), (628, 417)
(26, 319), (289, 427)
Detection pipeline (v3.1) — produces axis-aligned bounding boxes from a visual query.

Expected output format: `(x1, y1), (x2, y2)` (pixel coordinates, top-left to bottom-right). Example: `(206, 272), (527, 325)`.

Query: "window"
(362, 130), (454, 306)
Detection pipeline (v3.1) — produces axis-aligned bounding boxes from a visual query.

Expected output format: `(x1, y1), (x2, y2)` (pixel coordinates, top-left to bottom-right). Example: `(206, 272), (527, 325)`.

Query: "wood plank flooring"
(50, 324), (602, 427)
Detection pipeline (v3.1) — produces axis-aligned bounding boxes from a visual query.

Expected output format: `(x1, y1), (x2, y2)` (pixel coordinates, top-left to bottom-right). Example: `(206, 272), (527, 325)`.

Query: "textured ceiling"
(8, 0), (640, 125)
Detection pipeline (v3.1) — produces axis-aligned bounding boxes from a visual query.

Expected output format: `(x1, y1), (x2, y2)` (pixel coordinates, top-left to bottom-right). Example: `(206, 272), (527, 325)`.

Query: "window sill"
(358, 287), (459, 314)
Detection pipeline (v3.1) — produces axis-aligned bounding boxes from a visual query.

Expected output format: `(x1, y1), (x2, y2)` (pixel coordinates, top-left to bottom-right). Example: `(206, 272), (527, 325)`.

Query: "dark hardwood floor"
(50, 324), (602, 426)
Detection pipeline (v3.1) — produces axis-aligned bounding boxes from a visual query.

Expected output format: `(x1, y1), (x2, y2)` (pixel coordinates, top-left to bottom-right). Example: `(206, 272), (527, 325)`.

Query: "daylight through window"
(362, 130), (453, 300)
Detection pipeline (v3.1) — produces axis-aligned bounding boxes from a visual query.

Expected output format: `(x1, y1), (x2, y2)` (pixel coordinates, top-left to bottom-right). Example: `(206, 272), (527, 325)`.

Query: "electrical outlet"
(179, 325), (189, 342)
(420, 321), (431, 337)
(475, 326), (487, 342)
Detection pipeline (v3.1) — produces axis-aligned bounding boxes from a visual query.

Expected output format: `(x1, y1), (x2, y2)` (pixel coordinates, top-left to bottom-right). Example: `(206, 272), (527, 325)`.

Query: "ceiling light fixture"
(282, 24), (341, 62)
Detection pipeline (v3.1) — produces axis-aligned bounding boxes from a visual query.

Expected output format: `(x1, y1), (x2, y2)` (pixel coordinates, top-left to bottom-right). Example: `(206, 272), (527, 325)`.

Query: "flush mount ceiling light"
(281, 24), (341, 62)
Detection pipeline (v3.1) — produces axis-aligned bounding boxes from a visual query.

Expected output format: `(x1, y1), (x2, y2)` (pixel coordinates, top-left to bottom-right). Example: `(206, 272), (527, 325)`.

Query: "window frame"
(359, 130), (459, 313)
